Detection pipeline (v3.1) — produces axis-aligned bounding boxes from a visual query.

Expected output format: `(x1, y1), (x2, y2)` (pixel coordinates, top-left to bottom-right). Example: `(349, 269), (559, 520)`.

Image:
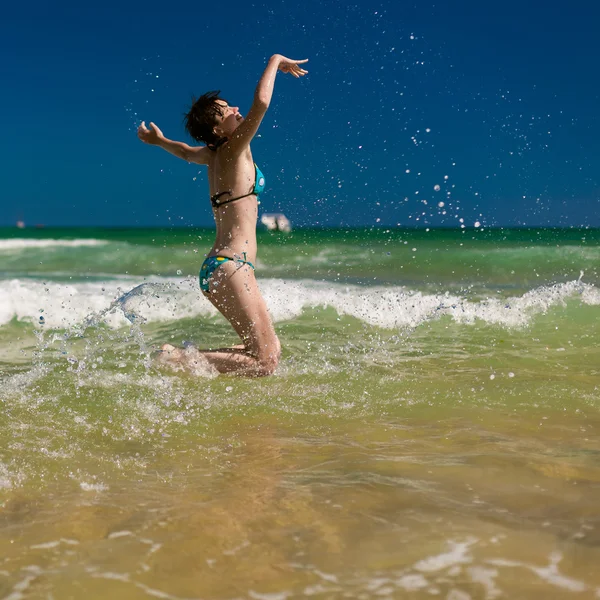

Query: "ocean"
(1, 226), (599, 599)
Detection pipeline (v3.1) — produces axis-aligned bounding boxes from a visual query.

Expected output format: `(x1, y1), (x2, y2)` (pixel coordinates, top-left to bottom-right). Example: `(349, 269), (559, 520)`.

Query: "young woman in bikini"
(137, 54), (308, 377)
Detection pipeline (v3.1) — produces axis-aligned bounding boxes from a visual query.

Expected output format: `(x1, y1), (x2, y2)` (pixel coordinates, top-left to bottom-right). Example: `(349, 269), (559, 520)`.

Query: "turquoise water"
(1, 227), (600, 598)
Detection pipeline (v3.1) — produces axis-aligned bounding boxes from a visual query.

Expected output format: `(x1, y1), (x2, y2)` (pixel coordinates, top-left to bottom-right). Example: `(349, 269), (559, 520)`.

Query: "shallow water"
(1, 227), (599, 598)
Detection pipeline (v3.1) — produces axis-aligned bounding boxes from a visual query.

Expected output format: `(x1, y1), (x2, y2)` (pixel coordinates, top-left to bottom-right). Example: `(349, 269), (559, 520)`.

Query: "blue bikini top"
(210, 164), (265, 208)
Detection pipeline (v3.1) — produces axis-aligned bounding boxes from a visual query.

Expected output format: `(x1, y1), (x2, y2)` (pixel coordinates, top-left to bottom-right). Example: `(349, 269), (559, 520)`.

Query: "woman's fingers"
(278, 58), (308, 77)
(137, 122), (153, 143)
(280, 56), (308, 64)
(284, 64), (307, 77)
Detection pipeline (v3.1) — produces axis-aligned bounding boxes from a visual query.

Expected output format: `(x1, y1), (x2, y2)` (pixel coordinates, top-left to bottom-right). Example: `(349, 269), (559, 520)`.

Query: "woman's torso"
(207, 146), (259, 261)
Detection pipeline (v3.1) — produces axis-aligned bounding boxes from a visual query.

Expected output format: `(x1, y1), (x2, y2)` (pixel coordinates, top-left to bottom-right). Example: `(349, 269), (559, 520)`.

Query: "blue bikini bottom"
(199, 254), (255, 293)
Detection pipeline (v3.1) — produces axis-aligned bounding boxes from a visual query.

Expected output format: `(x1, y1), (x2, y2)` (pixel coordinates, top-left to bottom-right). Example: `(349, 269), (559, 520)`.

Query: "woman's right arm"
(224, 54), (308, 155)
(137, 121), (211, 164)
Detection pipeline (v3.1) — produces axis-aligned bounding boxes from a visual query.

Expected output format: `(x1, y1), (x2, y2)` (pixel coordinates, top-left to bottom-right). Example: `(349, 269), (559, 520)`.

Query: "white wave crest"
(266, 279), (600, 328)
(0, 277), (598, 330)
(0, 239), (110, 250)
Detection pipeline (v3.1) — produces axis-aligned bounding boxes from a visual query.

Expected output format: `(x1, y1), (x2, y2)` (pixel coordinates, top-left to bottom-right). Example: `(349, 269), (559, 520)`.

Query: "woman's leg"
(160, 261), (280, 377)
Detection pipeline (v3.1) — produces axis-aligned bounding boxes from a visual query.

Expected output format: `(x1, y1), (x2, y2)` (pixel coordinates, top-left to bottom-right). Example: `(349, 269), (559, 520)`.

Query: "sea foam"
(0, 277), (598, 330)
(0, 239), (110, 250)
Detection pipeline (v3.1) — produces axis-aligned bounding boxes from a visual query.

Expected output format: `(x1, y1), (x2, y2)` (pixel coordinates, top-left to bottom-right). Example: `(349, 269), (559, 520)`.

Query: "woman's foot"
(156, 343), (217, 376)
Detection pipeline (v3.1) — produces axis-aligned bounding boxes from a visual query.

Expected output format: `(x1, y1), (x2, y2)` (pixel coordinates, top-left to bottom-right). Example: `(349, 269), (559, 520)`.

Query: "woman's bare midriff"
(210, 201), (258, 261)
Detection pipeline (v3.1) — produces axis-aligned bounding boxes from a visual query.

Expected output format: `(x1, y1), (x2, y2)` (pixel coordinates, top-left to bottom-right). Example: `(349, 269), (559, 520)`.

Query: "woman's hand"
(276, 56), (309, 78)
(137, 121), (164, 145)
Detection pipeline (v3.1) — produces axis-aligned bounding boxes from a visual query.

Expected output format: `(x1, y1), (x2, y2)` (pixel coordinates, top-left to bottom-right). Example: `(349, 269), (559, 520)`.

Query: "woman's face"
(214, 101), (243, 137)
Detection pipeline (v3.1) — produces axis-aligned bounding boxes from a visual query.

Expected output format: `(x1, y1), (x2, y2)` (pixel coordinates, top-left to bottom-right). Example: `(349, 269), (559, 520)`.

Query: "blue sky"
(2, 0), (599, 227)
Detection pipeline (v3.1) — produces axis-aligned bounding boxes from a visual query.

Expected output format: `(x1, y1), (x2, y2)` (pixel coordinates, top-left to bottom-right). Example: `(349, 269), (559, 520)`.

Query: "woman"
(137, 54), (308, 376)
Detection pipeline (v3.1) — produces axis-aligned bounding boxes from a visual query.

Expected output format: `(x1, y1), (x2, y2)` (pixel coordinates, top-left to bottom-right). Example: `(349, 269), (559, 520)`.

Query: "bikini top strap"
(211, 164), (261, 208)
(211, 191), (255, 208)
(210, 191), (231, 205)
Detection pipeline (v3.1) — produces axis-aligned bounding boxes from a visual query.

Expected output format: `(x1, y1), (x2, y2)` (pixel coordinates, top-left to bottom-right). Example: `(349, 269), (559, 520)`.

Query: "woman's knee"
(272, 336), (281, 360)
(256, 359), (277, 377)
(255, 337), (281, 376)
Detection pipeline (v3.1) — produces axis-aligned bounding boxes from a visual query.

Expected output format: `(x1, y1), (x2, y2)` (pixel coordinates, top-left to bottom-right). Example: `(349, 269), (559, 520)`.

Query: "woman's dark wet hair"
(184, 91), (228, 149)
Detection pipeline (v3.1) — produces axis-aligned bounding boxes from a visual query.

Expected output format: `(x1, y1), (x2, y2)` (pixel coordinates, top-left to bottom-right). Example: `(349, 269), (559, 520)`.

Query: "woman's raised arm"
(224, 55), (308, 156)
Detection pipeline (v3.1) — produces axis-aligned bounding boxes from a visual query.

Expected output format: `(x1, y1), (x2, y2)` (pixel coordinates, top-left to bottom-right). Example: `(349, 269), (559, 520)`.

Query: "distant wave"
(0, 239), (110, 250)
(0, 277), (598, 329)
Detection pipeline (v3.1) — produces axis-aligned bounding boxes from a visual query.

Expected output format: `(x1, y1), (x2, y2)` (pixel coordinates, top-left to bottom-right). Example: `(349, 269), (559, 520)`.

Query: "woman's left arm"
(224, 55), (308, 156)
